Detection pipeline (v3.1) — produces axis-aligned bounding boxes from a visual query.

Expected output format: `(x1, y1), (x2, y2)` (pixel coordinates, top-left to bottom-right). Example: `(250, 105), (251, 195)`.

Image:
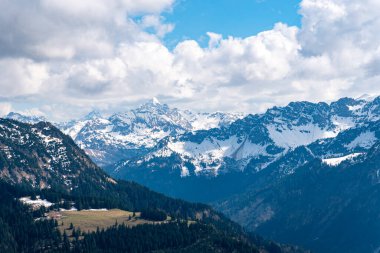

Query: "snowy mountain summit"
(6, 112), (47, 124)
(58, 99), (244, 166)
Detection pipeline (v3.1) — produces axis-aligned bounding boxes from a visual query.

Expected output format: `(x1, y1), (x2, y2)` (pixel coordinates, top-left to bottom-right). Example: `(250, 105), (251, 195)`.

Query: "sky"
(0, 0), (380, 120)
(161, 0), (301, 48)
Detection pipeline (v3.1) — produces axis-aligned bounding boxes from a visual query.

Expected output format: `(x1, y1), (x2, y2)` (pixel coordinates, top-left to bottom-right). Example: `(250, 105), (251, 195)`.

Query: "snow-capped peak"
(83, 110), (103, 120)
(151, 97), (161, 105)
(56, 99), (244, 166)
(141, 97), (163, 108)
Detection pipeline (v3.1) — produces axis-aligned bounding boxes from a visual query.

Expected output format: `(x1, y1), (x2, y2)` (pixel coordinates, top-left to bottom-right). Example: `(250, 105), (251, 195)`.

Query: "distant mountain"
(109, 96), (380, 202)
(58, 98), (244, 166)
(0, 118), (303, 253)
(5, 112), (47, 124)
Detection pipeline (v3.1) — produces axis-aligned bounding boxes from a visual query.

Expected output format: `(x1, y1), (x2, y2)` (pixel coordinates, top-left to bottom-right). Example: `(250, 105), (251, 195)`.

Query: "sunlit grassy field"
(49, 209), (167, 233)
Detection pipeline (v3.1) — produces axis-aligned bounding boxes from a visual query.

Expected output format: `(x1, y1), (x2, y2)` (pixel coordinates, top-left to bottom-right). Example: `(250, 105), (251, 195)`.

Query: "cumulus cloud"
(0, 103), (12, 116)
(140, 15), (175, 38)
(0, 0), (379, 120)
(0, 58), (49, 96)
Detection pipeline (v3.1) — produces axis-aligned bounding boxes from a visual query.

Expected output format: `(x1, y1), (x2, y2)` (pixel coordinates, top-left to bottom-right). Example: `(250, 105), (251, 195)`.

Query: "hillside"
(216, 139), (380, 253)
(0, 118), (217, 216)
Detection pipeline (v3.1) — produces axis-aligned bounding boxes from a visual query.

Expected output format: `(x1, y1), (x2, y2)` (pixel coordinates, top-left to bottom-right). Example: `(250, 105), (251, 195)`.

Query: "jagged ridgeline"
(0, 118), (306, 253)
(106, 96), (380, 202)
(54, 98), (244, 167)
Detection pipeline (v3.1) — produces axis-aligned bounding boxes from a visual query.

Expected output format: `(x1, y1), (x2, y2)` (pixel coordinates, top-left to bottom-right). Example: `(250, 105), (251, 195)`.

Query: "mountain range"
(7, 96), (380, 201)
(54, 98), (244, 167)
(6, 95), (380, 252)
(102, 96), (380, 199)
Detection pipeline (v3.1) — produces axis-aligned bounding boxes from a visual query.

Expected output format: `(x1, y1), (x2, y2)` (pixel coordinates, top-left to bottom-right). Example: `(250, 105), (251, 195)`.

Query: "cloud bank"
(0, 0), (379, 120)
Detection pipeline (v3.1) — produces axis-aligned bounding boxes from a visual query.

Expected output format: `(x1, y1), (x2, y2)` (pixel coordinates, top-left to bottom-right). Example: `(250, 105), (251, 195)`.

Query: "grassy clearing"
(49, 209), (170, 234)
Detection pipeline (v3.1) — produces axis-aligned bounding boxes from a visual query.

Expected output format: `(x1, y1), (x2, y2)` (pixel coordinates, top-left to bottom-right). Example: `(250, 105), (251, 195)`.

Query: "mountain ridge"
(7, 96), (380, 203)
(56, 99), (244, 166)
(108, 96), (380, 195)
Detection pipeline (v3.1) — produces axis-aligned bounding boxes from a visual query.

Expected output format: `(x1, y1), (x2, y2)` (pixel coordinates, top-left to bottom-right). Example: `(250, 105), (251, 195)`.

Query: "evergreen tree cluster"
(36, 180), (213, 221)
(0, 181), (61, 253)
(70, 222), (259, 253)
(140, 208), (167, 221)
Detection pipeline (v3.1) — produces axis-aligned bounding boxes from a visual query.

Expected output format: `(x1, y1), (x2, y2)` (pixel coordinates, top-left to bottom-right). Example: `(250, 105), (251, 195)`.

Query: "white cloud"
(140, 15), (175, 38)
(0, 103), (12, 116)
(0, 0), (379, 120)
(0, 58), (49, 97)
(207, 32), (223, 48)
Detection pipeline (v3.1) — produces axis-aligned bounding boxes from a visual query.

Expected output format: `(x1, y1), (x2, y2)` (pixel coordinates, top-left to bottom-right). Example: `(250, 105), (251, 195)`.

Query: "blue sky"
(163, 0), (302, 48)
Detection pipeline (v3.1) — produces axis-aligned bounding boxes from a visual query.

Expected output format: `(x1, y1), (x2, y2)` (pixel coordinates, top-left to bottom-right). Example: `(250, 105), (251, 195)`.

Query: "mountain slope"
(216, 139), (380, 253)
(0, 119), (108, 191)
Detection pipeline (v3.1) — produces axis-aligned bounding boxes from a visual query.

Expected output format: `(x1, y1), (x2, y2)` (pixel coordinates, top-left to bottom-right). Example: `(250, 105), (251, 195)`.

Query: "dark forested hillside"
(217, 141), (380, 253)
(0, 180), (245, 253)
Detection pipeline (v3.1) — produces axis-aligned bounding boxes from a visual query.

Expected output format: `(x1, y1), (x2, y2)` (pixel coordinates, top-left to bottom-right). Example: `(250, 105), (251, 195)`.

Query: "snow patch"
(348, 104), (363, 112)
(346, 132), (377, 150)
(180, 166), (190, 177)
(267, 124), (337, 149)
(322, 153), (363, 166)
(167, 136), (267, 161)
(60, 207), (78, 211)
(20, 196), (53, 208)
(332, 116), (356, 132)
(165, 136), (268, 175)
